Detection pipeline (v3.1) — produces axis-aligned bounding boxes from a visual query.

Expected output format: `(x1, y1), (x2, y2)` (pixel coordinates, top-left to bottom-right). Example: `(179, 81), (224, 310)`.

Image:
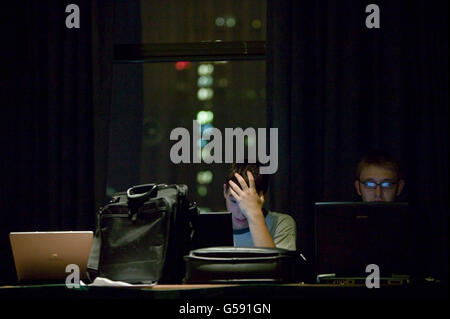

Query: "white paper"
(80, 277), (156, 287)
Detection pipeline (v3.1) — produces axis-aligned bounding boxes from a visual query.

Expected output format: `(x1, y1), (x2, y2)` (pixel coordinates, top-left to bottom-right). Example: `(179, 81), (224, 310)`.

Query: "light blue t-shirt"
(233, 211), (297, 251)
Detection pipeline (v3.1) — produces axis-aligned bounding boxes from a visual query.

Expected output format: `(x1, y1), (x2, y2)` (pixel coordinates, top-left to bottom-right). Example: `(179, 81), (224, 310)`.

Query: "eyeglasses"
(359, 180), (397, 190)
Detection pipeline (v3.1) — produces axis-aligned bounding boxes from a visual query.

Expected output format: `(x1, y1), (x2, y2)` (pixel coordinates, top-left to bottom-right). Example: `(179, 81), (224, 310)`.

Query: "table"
(0, 281), (447, 316)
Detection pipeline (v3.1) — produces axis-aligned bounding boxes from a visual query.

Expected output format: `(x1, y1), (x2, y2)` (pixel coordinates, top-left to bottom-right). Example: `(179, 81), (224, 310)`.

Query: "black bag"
(87, 183), (197, 284)
(183, 246), (304, 284)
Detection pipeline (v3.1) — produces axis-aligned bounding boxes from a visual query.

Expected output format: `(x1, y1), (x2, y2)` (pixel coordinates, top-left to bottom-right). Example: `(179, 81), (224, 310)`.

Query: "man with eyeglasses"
(354, 151), (405, 202)
(353, 151), (432, 280)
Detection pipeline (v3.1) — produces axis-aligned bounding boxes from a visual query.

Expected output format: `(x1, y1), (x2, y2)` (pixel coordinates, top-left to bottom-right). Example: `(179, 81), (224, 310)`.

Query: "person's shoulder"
(267, 211), (295, 225)
(266, 211), (297, 241)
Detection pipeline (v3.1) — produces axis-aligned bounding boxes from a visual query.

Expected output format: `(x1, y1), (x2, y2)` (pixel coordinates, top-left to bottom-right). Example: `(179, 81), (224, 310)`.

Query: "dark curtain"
(92, 1), (116, 212)
(0, 1), (114, 284)
(106, 0), (144, 197)
(267, 0), (448, 280)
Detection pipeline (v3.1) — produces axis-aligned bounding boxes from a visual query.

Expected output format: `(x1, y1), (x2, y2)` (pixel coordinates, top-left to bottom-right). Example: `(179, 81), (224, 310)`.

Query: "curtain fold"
(0, 1), (114, 284)
(267, 0), (448, 280)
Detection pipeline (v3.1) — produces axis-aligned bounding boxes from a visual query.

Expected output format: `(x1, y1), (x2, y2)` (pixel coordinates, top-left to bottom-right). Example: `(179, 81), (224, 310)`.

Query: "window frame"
(114, 41), (266, 63)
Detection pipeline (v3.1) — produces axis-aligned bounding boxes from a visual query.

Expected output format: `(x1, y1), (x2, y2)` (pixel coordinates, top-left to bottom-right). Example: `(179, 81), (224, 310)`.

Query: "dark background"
(1, 0), (448, 285)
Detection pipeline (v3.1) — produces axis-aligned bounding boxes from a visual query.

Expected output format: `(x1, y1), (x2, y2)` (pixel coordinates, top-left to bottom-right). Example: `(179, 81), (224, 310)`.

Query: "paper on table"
(80, 277), (156, 287)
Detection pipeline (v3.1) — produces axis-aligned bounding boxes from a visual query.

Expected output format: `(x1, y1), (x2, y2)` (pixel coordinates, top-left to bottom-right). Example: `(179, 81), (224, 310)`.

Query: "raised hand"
(228, 171), (264, 222)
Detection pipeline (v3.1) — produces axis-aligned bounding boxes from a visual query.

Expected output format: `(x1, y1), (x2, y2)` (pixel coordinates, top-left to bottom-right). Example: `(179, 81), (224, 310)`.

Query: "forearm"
(247, 211), (276, 248)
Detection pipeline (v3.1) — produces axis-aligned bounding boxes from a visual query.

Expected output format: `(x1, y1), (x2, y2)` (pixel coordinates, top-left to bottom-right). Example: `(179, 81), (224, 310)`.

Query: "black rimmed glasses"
(359, 180), (397, 190)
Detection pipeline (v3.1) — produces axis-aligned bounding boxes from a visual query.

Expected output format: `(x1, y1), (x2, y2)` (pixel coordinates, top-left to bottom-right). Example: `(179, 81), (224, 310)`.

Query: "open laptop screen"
(9, 231), (93, 284)
(315, 202), (413, 277)
(192, 211), (234, 249)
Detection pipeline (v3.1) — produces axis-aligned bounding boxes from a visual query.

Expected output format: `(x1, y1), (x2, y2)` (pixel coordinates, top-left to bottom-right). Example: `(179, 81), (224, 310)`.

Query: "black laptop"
(315, 202), (414, 280)
(192, 211), (234, 249)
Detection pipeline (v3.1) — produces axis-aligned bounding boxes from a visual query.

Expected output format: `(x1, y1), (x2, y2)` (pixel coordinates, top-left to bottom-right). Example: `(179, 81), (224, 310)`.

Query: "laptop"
(192, 211), (234, 249)
(9, 231), (93, 284)
(314, 202), (413, 281)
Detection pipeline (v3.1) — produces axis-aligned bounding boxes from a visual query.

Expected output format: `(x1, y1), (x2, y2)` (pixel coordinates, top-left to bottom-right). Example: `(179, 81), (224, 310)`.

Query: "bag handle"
(126, 184), (159, 201)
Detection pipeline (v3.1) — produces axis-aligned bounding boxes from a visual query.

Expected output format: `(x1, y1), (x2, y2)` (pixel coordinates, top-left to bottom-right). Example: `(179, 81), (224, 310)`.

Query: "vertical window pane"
(107, 60), (266, 211)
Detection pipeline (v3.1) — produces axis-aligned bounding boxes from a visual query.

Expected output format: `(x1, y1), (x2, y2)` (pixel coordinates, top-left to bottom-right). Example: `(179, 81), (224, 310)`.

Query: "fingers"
(228, 180), (242, 198)
(247, 171), (256, 189)
(223, 183), (228, 197)
(229, 172), (257, 197)
(228, 185), (240, 201)
(234, 173), (249, 191)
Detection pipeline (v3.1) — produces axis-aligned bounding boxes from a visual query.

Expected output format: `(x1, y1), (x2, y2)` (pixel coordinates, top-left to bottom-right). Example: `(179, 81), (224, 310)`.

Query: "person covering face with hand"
(224, 162), (297, 250)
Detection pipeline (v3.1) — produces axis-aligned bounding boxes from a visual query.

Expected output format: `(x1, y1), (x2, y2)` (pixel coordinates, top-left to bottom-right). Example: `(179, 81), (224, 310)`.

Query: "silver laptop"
(9, 231), (93, 284)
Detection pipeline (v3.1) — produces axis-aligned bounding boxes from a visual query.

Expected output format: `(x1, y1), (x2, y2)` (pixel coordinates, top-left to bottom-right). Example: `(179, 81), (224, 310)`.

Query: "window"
(107, 0), (267, 211)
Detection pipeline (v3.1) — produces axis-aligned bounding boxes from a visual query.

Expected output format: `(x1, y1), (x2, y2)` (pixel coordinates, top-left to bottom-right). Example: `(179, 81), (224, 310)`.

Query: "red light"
(175, 61), (191, 71)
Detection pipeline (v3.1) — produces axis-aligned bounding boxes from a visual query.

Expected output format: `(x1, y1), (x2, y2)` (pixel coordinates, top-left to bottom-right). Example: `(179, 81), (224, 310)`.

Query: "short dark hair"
(225, 162), (269, 195)
(356, 150), (402, 180)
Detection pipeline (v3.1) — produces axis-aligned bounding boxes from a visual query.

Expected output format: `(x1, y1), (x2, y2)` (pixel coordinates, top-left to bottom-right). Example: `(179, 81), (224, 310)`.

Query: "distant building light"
(196, 110), (214, 124)
(251, 19), (262, 29)
(215, 17), (225, 27)
(201, 148), (212, 162)
(204, 171), (213, 184)
(226, 17), (236, 28)
(197, 170), (213, 184)
(106, 186), (117, 198)
(217, 78), (229, 88)
(197, 75), (213, 87)
(175, 61), (191, 71)
(197, 88), (214, 101)
(197, 185), (208, 197)
(197, 138), (207, 148)
(198, 64), (214, 76)
(201, 123), (214, 136)
(245, 134), (256, 147)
